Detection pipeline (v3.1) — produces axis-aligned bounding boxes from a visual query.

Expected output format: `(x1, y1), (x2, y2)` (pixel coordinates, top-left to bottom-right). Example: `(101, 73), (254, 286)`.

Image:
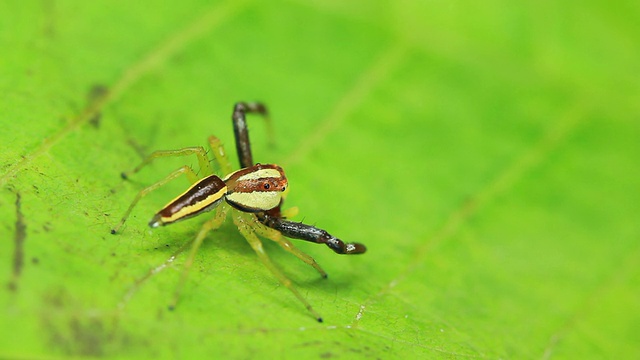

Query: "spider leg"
(234, 212), (323, 322)
(121, 146), (212, 181)
(250, 216), (327, 278)
(258, 214), (367, 255)
(111, 165), (199, 234)
(169, 204), (230, 310)
(207, 135), (233, 176)
(232, 102), (272, 169)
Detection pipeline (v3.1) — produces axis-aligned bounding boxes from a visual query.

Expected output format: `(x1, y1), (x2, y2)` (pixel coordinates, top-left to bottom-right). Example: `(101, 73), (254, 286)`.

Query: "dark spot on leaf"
(85, 84), (109, 129)
(41, 289), (149, 356)
(8, 192), (26, 292)
(89, 112), (102, 128)
(88, 84), (109, 102)
(127, 138), (148, 158)
(42, 0), (56, 37)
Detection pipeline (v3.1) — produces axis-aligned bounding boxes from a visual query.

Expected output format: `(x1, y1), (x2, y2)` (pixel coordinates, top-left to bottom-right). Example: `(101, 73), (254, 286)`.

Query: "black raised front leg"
(232, 102), (269, 169)
(233, 101), (366, 256)
(258, 213), (367, 255)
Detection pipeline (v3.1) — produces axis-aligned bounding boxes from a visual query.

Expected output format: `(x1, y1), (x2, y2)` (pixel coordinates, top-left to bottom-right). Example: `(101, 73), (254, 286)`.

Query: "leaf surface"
(1, 1), (639, 358)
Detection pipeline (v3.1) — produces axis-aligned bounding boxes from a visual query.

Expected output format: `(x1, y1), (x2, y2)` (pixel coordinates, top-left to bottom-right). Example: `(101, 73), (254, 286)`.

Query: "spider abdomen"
(150, 175), (227, 227)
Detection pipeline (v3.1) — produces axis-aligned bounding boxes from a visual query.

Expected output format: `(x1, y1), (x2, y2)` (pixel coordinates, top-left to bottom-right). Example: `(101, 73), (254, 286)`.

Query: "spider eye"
(264, 183), (270, 190)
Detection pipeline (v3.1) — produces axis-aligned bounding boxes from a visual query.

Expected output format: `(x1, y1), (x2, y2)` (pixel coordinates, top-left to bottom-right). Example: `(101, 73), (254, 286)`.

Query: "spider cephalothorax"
(223, 164), (287, 212)
(112, 102), (366, 322)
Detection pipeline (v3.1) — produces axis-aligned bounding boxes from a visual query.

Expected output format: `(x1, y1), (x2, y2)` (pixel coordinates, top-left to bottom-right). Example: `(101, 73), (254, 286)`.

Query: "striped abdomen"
(149, 175), (227, 227)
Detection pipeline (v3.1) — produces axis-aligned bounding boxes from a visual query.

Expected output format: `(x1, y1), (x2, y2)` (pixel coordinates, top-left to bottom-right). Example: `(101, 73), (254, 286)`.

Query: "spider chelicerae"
(111, 102), (366, 322)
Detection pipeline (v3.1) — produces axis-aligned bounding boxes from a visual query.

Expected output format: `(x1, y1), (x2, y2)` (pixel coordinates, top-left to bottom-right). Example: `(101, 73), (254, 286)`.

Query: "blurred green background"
(1, 0), (638, 358)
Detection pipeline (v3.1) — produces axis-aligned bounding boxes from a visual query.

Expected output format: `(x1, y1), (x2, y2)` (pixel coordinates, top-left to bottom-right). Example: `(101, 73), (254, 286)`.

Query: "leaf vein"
(0, 0), (248, 186)
(352, 101), (588, 328)
(540, 240), (640, 359)
(282, 42), (408, 167)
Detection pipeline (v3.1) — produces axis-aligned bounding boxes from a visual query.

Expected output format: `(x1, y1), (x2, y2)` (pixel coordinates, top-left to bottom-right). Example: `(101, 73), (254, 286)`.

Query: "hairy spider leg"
(208, 135), (233, 176)
(251, 219), (327, 278)
(169, 203), (230, 310)
(232, 102), (272, 169)
(111, 165), (200, 234)
(120, 146), (212, 181)
(233, 211), (324, 322)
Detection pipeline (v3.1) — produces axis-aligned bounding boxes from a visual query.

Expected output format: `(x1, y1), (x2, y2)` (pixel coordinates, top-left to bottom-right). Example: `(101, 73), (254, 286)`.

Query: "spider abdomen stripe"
(151, 175), (227, 227)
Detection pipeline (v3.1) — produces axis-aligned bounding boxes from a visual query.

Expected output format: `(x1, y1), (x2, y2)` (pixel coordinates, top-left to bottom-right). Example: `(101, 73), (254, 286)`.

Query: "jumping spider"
(111, 102), (366, 322)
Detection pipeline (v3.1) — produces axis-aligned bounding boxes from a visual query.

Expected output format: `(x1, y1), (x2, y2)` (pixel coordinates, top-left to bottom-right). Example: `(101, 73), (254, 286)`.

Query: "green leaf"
(2, 0), (639, 358)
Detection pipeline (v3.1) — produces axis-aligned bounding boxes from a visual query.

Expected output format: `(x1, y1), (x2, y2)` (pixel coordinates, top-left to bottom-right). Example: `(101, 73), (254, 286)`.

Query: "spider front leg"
(208, 135), (233, 176)
(232, 102), (272, 169)
(120, 146), (212, 181)
(258, 213), (367, 255)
